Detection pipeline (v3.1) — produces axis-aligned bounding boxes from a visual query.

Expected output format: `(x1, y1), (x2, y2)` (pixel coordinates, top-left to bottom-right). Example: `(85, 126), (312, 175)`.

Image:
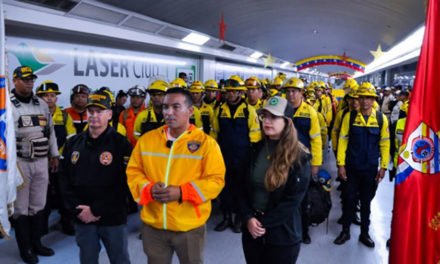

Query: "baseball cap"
(258, 96), (294, 119)
(86, 90), (112, 110)
(400, 90), (410, 97)
(13, 66), (37, 79)
(384, 87), (392, 91)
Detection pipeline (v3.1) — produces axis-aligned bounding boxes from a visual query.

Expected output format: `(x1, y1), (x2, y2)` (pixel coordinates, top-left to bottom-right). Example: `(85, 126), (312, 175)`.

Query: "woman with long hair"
(239, 96), (311, 264)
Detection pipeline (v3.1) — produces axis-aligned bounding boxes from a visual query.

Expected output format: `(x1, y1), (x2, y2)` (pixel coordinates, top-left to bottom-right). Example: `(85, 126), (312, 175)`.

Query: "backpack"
(303, 172), (332, 225)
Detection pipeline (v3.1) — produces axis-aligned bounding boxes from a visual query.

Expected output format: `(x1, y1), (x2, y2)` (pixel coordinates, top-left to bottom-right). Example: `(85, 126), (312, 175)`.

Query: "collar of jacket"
(85, 126), (114, 147)
(161, 124), (197, 140)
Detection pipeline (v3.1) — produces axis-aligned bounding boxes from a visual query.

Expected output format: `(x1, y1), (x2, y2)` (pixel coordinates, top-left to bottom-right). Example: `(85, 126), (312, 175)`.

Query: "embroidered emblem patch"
(21, 116), (32, 127)
(399, 122), (439, 175)
(71, 151), (80, 164)
(269, 97), (279, 105)
(411, 136), (434, 163)
(187, 141), (201, 153)
(99, 151), (113, 166)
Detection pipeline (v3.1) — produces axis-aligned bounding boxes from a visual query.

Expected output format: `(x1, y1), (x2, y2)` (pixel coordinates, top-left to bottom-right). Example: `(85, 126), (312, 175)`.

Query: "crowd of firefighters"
(9, 64), (412, 263)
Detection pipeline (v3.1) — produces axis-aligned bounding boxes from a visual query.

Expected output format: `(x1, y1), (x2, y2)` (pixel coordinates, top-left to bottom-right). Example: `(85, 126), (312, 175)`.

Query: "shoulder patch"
(71, 151), (80, 164)
(187, 141), (201, 153)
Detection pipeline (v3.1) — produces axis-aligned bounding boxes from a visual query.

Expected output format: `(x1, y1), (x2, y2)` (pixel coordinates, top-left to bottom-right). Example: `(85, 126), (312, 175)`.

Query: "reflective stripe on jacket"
(293, 101), (322, 166)
(337, 109), (390, 170)
(213, 101), (261, 168)
(126, 124), (225, 232)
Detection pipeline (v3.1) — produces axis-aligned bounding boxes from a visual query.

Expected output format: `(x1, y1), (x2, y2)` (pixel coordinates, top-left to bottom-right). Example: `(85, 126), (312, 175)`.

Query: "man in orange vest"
(119, 85), (146, 147)
(65, 84), (90, 134)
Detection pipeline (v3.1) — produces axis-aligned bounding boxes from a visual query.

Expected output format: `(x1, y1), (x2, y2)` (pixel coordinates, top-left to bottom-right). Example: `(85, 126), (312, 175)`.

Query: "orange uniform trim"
(139, 182), (154, 205)
(120, 104), (146, 146)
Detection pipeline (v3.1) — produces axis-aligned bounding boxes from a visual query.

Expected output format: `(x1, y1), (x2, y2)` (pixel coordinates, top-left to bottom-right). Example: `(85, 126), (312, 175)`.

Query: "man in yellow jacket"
(334, 82), (390, 248)
(127, 88), (225, 264)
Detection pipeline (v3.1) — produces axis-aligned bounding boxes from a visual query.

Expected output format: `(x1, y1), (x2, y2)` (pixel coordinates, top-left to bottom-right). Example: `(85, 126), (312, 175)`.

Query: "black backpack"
(303, 176), (332, 226)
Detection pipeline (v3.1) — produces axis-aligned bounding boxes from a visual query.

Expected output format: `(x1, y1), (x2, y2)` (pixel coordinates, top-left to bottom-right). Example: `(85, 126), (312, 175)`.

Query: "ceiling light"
(250, 51), (263, 59)
(358, 25), (424, 76)
(182, 32), (210, 45)
(281, 62), (290, 68)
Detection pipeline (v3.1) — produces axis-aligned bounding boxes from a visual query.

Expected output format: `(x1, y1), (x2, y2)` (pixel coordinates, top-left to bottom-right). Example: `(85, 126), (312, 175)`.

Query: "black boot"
(359, 232), (375, 248)
(334, 228), (350, 245)
(232, 214), (242, 233)
(60, 216), (75, 236)
(31, 211), (55, 256)
(302, 227), (311, 244)
(14, 215), (38, 264)
(214, 211), (232, 232)
(352, 213), (361, 225)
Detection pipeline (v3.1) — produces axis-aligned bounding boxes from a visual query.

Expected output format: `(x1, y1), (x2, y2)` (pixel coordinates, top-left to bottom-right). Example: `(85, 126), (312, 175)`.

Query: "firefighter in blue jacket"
(212, 75), (261, 233)
(334, 82), (390, 248)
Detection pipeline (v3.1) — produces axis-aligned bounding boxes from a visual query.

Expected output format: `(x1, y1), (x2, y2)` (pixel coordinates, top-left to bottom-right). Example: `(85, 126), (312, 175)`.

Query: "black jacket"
(238, 140), (311, 245)
(59, 126), (132, 226)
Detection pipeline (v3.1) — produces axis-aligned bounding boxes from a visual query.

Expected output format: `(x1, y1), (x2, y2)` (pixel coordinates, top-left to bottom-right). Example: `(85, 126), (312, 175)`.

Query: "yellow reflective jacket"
(323, 95), (333, 126)
(195, 103), (217, 139)
(52, 106), (76, 153)
(190, 106), (204, 130)
(394, 117), (406, 167)
(126, 124), (225, 232)
(293, 101), (322, 166)
(337, 109), (390, 169)
(212, 101), (262, 144)
(317, 112), (327, 146)
(246, 98), (264, 111)
(331, 107), (355, 152)
(133, 107), (164, 140)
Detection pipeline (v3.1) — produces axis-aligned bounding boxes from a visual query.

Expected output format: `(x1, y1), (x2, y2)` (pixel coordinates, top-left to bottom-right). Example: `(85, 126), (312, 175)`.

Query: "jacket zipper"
(163, 130), (188, 230)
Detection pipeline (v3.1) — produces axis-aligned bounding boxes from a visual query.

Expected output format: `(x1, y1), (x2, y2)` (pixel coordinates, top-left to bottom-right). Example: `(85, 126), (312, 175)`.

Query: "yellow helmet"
(347, 87), (359, 98)
(189, 81), (205, 93)
(401, 100), (409, 114)
(271, 77), (283, 87)
(284, 77), (305, 90)
(169, 78), (188, 90)
(317, 81), (326, 91)
(278, 73), (287, 80)
(344, 79), (358, 89)
(99, 88), (115, 105)
(204, 79), (219, 91)
(306, 92), (316, 101)
(357, 82), (377, 97)
(307, 81), (318, 90)
(268, 89), (280, 97)
(225, 75), (246, 91)
(245, 76), (261, 89)
(36, 81), (61, 95)
(306, 86), (315, 94)
(306, 92), (316, 105)
(148, 80), (168, 93)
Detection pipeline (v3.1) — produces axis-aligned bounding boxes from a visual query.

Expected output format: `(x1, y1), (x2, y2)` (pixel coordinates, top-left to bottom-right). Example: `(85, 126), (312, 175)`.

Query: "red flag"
(390, 0), (440, 263)
(218, 13), (226, 42)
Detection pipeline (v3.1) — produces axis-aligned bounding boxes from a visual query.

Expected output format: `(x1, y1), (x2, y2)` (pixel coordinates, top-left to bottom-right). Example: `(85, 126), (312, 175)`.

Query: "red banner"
(390, 0), (440, 263)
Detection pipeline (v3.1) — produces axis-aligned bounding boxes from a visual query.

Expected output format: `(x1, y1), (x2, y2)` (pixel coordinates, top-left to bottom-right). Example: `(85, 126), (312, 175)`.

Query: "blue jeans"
(75, 223), (130, 264)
